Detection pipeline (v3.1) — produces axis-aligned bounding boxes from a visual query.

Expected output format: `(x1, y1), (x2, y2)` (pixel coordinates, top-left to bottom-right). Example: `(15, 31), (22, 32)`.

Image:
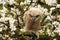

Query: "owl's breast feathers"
(25, 19), (41, 31)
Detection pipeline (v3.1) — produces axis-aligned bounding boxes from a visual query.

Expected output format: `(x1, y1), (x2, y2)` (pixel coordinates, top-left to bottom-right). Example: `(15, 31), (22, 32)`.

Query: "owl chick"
(20, 7), (43, 37)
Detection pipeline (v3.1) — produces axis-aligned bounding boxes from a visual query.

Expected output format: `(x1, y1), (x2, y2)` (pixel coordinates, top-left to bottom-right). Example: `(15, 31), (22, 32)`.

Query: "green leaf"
(41, 15), (47, 26)
(47, 24), (52, 29)
(0, 14), (2, 18)
(51, 8), (60, 16)
(0, 26), (3, 28)
(19, 4), (25, 12)
(4, 2), (14, 10)
(15, 0), (25, 3)
(57, 0), (60, 4)
(14, 21), (18, 26)
(5, 12), (14, 17)
(0, 4), (3, 10)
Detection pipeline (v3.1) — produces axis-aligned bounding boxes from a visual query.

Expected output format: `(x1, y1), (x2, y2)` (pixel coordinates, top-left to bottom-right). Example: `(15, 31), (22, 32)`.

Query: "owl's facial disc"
(29, 14), (40, 21)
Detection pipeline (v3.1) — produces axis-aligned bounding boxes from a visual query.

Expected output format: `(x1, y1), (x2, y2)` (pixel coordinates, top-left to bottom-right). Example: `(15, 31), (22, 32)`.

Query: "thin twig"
(0, 21), (10, 27)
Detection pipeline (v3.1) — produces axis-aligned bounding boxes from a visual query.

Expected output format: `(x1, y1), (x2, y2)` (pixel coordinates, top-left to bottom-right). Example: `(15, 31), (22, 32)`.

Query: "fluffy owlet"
(21, 7), (43, 37)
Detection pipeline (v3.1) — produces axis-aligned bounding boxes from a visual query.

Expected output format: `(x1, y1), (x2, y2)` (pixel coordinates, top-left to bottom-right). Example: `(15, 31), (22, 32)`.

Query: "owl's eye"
(36, 15), (40, 17)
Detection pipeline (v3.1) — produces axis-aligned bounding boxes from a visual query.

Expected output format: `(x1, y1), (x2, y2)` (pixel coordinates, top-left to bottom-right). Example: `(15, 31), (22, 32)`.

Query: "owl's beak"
(32, 16), (36, 21)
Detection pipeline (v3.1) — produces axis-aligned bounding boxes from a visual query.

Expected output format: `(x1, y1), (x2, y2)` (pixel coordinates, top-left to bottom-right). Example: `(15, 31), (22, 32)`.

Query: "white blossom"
(0, 28), (2, 32)
(52, 21), (59, 26)
(53, 38), (56, 40)
(3, 26), (8, 30)
(56, 4), (60, 8)
(54, 24), (60, 34)
(9, 18), (16, 31)
(10, 26), (16, 31)
(9, 0), (14, 5)
(5, 34), (9, 37)
(45, 0), (57, 6)
(47, 29), (51, 36)
(0, 0), (3, 4)
(50, 7), (55, 14)
(46, 16), (52, 21)
(11, 31), (15, 35)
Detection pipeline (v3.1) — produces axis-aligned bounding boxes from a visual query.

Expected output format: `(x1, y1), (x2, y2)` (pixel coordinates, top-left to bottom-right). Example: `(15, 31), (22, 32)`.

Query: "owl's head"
(23, 7), (43, 22)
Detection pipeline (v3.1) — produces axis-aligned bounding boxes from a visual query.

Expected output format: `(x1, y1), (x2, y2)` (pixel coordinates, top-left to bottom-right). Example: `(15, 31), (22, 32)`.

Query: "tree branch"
(0, 20), (10, 27)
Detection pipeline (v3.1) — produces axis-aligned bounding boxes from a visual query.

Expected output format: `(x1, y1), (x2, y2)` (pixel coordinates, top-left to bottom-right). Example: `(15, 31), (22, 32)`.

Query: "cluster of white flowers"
(45, 0), (57, 6)
(0, 17), (17, 31)
(9, 18), (17, 31)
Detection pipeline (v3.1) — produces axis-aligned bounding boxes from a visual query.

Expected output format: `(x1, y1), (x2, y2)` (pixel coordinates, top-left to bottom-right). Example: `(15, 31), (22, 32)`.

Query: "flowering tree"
(0, 0), (60, 40)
